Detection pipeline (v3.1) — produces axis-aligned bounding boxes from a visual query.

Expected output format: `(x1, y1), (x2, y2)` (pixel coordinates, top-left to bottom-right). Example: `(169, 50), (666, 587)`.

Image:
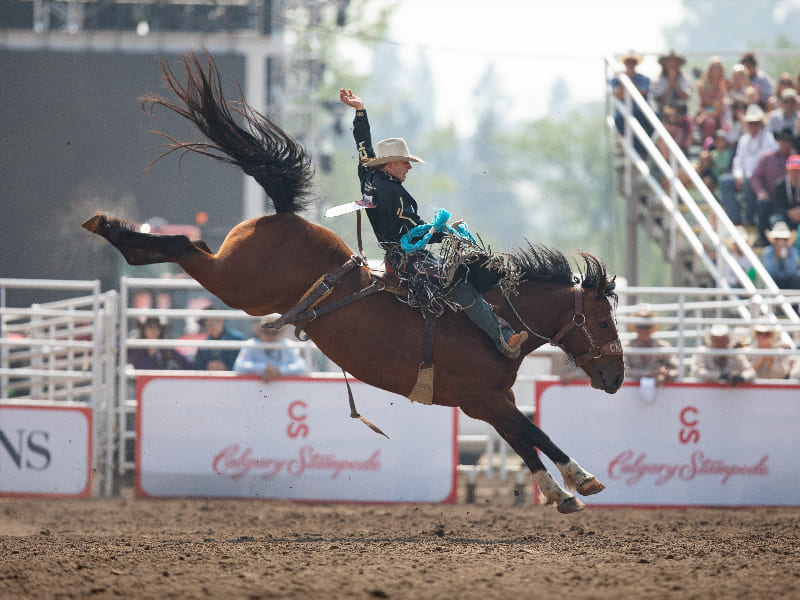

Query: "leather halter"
(547, 284), (623, 367)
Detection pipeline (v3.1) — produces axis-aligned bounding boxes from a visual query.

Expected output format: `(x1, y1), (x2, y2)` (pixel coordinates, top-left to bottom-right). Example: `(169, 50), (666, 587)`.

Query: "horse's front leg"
(462, 393), (587, 514)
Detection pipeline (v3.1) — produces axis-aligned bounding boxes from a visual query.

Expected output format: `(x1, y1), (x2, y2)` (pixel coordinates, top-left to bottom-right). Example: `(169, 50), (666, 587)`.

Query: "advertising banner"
(536, 381), (800, 507)
(136, 376), (458, 502)
(0, 404), (93, 498)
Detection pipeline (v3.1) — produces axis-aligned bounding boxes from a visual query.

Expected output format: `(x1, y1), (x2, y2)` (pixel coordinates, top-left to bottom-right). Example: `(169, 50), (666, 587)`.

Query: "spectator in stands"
(762, 221), (800, 289)
(655, 105), (692, 159)
(750, 128), (796, 246)
(767, 73), (797, 112)
(623, 306), (679, 385)
(770, 154), (800, 233)
(694, 56), (729, 140)
(744, 84), (764, 112)
(689, 324), (755, 385)
(128, 317), (192, 370)
(719, 226), (756, 288)
(718, 104), (778, 225)
(749, 324), (791, 379)
(697, 129), (733, 193)
(725, 99), (748, 147)
(193, 311), (246, 371)
(652, 50), (693, 118)
(740, 52), (773, 107)
(767, 88), (799, 138)
(728, 64), (750, 104)
(233, 317), (308, 382)
(610, 50), (652, 158)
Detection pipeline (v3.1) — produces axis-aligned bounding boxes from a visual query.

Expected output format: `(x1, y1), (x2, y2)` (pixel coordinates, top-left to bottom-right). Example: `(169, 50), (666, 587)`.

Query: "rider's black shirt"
(352, 109), (435, 246)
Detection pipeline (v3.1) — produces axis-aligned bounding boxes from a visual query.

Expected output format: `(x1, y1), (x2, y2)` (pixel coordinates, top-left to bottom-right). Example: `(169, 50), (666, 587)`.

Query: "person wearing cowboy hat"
(610, 50), (652, 157)
(339, 88), (527, 358)
(749, 324), (791, 379)
(652, 50), (692, 116)
(623, 305), (678, 385)
(718, 104), (779, 226)
(689, 323), (755, 386)
(762, 221), (800, 289)
(233, 316), (308, 382)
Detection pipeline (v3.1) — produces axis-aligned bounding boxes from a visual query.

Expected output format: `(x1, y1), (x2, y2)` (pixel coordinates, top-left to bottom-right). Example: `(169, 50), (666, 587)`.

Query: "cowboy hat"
(629, 304), (656, 331)
(725, 225), (755, 250)
(616, 50), (643, 65)
(364, 138), (424, 167)
(765, 221), (797, 244)
(658, 50), (686, 67)
(704, 323), (731, 346)
(744, 104), (765, 122)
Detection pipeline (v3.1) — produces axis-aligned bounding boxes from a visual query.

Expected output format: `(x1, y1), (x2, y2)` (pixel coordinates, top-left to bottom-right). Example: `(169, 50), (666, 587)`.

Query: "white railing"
(0, 279), (117, 496)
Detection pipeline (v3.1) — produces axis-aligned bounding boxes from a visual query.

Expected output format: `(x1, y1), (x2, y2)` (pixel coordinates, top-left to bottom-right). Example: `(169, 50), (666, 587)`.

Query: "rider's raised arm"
(340, 89), (374, 164)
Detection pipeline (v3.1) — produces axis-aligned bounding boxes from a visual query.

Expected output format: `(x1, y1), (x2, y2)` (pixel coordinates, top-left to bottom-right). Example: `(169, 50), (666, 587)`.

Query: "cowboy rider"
(339, 88), (528, 359)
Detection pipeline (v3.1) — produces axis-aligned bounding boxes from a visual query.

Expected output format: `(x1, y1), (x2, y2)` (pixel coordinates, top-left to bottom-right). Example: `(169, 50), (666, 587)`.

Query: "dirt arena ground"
(2, 476), (799, 600)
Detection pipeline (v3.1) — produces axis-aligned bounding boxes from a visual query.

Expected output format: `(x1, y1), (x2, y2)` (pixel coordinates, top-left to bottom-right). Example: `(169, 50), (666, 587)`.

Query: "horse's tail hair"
(141, 49), (314, 215)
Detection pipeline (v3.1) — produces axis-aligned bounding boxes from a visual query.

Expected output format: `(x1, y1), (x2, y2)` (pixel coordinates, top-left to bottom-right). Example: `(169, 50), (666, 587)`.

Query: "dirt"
(2, 476), (799, 600)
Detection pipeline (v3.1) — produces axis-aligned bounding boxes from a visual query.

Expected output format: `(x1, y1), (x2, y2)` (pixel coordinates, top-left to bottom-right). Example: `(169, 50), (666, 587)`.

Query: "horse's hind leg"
(82, 213), (210, 266)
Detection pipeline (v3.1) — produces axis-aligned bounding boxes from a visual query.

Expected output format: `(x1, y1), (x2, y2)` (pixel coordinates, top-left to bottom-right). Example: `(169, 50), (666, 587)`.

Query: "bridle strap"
(506, 283), (621, 368)
(549, 285), (584, 347)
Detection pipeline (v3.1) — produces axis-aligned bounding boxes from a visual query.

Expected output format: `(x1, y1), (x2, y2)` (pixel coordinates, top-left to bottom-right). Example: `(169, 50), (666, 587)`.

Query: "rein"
(505, 283), (622, 367)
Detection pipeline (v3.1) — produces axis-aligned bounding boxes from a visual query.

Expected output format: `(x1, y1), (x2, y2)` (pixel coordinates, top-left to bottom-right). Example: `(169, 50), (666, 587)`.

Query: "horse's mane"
(141, 50), (314, 215)
(510, 243), (617, 303)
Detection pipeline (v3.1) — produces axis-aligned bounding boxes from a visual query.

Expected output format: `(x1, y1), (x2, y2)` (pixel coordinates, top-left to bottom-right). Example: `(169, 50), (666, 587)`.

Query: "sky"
(370, 0), (686, 133)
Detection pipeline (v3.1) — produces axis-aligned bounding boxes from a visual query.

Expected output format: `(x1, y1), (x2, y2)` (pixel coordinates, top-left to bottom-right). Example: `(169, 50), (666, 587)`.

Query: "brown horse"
(83, 51), (624, 514)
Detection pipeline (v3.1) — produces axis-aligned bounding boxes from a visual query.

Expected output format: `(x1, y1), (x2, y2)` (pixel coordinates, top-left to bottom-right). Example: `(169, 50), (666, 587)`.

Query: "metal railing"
(0, 278), (117, 496)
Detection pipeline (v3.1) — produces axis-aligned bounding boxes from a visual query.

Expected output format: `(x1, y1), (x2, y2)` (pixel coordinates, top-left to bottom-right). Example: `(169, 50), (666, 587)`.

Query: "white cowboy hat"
(744, 104), (766, 122)
(364, 138), (424, 167)
(617, 50), (643, 65)
(704, 323), (731, 346)
(765, 221), (797, 244)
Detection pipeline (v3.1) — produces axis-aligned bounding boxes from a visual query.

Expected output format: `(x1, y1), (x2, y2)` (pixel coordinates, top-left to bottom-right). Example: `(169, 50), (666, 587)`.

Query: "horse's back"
(194, 213), (353, 315)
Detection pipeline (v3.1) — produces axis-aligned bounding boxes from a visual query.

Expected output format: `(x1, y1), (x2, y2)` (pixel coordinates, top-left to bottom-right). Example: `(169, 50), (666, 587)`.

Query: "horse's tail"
(141, 49), (313, 215)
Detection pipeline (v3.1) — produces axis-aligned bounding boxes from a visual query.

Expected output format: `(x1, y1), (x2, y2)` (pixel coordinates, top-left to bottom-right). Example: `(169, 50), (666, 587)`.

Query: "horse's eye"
(599, 321), (609, 330)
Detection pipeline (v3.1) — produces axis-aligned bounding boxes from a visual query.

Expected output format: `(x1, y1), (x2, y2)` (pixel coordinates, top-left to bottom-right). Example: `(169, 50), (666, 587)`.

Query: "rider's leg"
(447, 282), (527, 358)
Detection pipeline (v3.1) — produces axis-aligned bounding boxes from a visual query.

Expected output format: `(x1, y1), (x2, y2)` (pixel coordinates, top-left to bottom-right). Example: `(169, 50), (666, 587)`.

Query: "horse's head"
(551, 279), (624, 394)
(509, 246), (624, 393)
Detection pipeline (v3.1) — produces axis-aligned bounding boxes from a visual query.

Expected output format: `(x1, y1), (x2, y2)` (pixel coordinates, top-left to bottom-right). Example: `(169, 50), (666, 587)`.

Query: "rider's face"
(384, 160), (412, 182)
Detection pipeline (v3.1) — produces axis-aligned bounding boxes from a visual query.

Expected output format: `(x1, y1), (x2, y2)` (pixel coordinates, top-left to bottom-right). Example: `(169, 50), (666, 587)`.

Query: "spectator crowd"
(612, 50), (800, 290)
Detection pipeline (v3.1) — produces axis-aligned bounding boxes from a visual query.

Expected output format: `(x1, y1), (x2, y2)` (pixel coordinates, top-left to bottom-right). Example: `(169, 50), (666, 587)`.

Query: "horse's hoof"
(557, 496), (585, 514)
(576, 477), (606, 496)
(82, 213), (107, 234)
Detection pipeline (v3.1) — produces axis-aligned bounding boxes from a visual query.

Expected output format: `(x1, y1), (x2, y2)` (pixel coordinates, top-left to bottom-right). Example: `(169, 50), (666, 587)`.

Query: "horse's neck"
(497, 280), (571, 348)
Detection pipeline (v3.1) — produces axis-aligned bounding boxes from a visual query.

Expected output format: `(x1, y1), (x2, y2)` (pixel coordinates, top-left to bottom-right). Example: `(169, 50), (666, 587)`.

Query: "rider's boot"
(447, 282), (528, 359)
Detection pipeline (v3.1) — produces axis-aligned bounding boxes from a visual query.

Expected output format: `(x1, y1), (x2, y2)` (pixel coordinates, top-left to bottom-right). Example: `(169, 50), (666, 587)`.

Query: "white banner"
(136, 376), (458, 502)
(535, 381), (800, 507)
(0, 404), (93, 497)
